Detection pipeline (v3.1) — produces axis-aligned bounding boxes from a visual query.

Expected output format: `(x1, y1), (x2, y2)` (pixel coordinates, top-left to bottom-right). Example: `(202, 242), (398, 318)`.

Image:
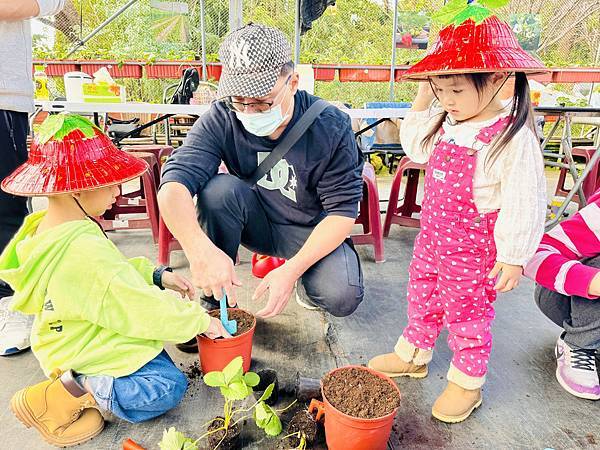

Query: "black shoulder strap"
(245, 99), (329, 185)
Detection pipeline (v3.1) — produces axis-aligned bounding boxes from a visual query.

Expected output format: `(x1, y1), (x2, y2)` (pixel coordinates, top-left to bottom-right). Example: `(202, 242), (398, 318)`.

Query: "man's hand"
(253, 263), (299, 318)
(161, 271), (196, 300)
(202, 316), (232, 339)
(488, 262), (523, 293)
(189, 247), (240, 306)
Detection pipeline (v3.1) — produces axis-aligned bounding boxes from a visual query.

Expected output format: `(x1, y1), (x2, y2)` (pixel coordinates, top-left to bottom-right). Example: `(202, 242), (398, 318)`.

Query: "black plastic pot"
(207, 417), (241, 450)
(253, 368), (279, 406)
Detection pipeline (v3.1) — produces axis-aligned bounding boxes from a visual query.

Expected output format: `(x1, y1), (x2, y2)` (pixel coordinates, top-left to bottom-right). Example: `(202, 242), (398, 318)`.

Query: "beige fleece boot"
(431, 381), (482, 423)
(368, 350), (428, 378)
(10, 369), (104, 447)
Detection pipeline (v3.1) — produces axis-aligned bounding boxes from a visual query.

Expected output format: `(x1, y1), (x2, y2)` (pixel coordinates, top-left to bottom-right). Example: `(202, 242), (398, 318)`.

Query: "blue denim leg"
(83, 350), (188, 423)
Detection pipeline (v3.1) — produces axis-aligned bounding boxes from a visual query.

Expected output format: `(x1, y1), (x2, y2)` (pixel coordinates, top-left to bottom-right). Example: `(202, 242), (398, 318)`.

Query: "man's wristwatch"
(153, 265), (173, 290)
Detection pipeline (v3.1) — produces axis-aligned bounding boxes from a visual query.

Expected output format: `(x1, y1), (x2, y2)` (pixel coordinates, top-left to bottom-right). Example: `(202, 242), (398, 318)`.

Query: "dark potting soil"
(322, 367), (400, 419)
(207, 417), (241, 450)
(285, 410), (318, 447)
(207, 309), (255, 336)
(180, 361), (202, 380)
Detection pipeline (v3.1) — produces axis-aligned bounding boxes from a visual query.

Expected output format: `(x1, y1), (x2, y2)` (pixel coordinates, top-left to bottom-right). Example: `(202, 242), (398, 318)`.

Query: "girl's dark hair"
(421, 72), (535, 170)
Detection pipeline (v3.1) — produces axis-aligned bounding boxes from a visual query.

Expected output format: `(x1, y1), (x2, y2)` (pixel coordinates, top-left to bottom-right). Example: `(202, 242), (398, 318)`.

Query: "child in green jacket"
(0, 114), (230, 447)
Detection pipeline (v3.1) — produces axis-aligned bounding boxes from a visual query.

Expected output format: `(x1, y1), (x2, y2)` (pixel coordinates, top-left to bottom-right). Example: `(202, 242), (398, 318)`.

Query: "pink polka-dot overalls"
(402, 116), (510, 381)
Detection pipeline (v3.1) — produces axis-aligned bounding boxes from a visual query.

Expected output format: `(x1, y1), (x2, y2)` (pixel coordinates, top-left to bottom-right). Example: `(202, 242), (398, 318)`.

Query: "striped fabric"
(524, 191), (600, 299)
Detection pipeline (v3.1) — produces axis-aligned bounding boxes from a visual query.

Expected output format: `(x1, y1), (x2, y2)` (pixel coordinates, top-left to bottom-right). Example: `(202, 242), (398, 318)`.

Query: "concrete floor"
(1, 170), (599, 450)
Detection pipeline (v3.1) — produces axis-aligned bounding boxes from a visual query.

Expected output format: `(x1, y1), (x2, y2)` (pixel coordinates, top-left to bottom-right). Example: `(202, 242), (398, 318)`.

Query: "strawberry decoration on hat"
(2, 114), (148, 197)
(402, 0), (547, 81)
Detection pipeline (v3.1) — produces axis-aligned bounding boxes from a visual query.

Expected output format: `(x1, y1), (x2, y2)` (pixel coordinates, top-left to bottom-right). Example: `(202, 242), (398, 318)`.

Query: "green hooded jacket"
(0, 211), (210, 377)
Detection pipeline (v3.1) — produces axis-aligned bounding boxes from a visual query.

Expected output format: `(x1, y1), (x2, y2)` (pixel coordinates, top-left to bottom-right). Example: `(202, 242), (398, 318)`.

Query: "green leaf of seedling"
(158, 427), (198, 450)
(243, 371), (260, 388)
(254, 402), (282, 436)
(221, 381), (250, 401)
(257, 382), (274, 403)
(264, 413), (282, 437)
(253, 401), (270, 427)
(203, 371), (226, 388)
(222, 357), (244, 384)
(182, 439), (199, 450)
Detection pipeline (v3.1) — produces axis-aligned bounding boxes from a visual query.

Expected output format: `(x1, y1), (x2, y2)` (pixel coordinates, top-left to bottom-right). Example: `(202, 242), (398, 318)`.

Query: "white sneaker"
(295, 282), (319, 311)
(555, 333), (600, 400)
(0, 297), (33, 356)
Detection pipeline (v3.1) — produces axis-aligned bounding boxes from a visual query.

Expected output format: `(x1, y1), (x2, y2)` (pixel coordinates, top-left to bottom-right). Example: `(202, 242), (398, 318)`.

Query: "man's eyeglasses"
(224, 76), (291, 113)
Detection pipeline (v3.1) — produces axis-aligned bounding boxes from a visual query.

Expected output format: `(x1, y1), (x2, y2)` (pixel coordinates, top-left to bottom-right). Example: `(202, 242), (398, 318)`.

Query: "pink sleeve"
(524, 197), (600, 299)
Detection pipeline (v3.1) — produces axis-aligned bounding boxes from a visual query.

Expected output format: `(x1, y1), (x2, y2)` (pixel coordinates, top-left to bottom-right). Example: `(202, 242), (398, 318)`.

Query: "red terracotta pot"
(145, 62), (194, 79)
(79, 61), (143, 78)
(196, 308), (256, 373)
(308, 366), (401, 450)
(339, 67), (390, 82)
(205, 64), (222, 81)
(314, 67), (336, 81)
(33, 61), (79, 77)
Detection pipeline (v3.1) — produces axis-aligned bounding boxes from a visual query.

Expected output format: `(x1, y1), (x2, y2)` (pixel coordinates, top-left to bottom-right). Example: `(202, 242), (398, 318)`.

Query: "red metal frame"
(555, 146), (600, 207)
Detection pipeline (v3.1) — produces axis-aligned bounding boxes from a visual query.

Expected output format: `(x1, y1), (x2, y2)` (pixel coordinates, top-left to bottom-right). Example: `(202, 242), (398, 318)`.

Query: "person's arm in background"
(0, 0), (65, 20)
(524, 197), (600, 299)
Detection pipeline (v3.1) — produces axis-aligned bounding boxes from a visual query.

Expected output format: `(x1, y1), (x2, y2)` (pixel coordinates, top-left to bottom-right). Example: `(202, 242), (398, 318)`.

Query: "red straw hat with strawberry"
(2, 114), (148, 196)
(403, 0), (547, 81)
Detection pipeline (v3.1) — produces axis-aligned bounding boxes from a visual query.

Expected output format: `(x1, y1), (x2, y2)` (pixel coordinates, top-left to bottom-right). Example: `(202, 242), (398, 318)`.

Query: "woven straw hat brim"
(1, 134), (149, 197)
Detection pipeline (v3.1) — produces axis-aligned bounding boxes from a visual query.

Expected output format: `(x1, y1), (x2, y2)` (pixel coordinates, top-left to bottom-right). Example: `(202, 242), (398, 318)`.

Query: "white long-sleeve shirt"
(400, 107), (547, 266)
(0, 0), (65, 113)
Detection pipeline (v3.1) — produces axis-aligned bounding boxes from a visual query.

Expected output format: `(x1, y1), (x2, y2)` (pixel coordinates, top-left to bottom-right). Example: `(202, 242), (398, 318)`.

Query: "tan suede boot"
(368, 351), (428, 378)
(431, 381), (482, 423)
(10, 369), (104, 447)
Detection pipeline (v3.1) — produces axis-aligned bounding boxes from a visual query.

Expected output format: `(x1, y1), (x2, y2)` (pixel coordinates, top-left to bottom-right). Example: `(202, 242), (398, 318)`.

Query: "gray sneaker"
(555, 333), (600, 400)
(0, 297), (33, 356)
(295, 282), (319, 311)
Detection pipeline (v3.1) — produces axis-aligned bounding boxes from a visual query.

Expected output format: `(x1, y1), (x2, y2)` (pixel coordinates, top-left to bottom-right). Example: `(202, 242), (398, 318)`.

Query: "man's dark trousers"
(197, 174), (364, 317)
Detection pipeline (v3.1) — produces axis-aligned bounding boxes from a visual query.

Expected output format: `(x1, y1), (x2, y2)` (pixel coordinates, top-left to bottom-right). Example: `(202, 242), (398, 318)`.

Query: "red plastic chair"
(121, 144), (174, 168)
(383, 156), (427, 235)
(157, 162), (234, 266)
(158, 216), (181, 266)
(352, 162), (385, 263)
(555, 146), (600, 207)
(98, 152), (160, 243)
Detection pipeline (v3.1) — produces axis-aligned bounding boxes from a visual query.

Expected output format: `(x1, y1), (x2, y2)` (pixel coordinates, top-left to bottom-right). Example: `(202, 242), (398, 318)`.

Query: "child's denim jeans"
(78, 350), (187, 423)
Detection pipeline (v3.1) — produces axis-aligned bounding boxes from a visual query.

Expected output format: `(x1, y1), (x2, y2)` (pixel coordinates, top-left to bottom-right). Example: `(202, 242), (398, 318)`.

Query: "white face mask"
(235, 102), (291, 137)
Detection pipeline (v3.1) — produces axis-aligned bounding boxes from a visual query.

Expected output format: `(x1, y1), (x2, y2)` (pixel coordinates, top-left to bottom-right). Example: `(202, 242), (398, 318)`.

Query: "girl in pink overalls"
(369, 7), (548, 423)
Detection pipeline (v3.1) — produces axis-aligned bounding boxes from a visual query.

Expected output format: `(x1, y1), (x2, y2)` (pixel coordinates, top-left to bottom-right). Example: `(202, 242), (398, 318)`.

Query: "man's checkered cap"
(217, 23), (292, 99)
